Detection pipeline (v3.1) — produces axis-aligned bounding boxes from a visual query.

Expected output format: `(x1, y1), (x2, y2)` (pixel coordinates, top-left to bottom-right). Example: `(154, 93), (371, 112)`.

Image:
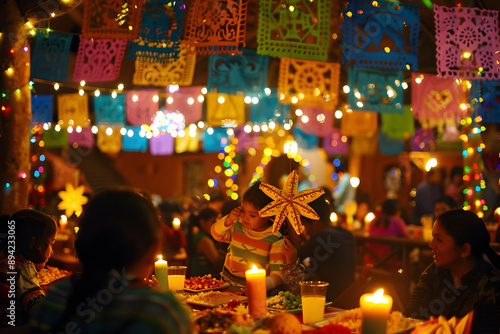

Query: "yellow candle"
(154, 255), (169, 290)
(360, 289), (393, 334)
(172, 218), (181, 230)
(245, 264), (267, 318)
(59, 215), (68, 232)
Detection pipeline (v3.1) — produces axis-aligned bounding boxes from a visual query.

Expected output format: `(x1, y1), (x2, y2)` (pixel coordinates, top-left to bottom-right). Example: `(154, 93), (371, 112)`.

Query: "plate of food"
(38, 265), (72, 286)
(266, 291), (332, 314)
(184, 275), (230, 292)
(327, 308), (423, 334)
(186, 291), (247, 308)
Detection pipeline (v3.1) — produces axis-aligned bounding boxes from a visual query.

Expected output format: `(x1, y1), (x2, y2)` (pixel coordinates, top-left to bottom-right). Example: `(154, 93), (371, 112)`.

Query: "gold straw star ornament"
(258, 169), (324, 234)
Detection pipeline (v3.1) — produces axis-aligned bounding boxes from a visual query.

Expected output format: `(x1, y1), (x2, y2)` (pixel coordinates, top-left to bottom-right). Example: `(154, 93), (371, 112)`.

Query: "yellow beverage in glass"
(302, 295), (326, 324)
(168, 275), (185, 291)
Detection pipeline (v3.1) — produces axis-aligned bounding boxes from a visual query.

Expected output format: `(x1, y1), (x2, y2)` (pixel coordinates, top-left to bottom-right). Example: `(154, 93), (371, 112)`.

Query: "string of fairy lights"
(2, 6), (498, 215)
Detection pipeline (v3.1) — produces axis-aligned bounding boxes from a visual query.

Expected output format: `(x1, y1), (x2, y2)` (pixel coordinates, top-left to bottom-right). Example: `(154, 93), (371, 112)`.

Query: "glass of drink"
(167, 266), (187, 292)
(299, 281), (329, 324)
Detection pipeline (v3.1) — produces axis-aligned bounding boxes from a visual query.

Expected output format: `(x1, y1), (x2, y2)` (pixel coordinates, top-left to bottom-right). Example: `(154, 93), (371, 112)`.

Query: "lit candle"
(172, 218), (181, 230)
(59, 215), (68, 232)
(245, 264), (267, 318)
(154, 255), (169, 290)
(360, 289), (393, 334)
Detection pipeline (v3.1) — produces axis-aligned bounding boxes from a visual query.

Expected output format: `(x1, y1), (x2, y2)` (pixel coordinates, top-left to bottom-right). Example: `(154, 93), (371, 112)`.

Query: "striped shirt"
(30, 273), (192, 334)
(211, 216), (286, 288)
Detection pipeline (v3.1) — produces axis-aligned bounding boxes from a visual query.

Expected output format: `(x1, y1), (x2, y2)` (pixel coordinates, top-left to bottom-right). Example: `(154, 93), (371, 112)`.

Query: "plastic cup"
(299, 281), (329, 324)
(167, 266), (186, 291)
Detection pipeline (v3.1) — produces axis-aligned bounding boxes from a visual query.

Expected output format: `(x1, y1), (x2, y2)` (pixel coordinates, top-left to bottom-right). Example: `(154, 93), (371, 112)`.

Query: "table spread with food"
(39, 264), (473, 334)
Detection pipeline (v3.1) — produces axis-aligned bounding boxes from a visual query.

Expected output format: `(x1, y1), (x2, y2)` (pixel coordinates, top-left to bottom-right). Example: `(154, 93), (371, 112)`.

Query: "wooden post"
(0, 0), (31, 213)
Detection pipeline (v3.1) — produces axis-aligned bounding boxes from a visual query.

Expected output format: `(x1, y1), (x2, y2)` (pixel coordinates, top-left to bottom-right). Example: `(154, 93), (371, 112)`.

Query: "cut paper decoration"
(42, 127), (69, 148)
(126, 90), (159, 126)
(57, 93), (90, 128)
(73, 39), (127, 82)
(250, 88), (290, 125)
(122, 126), (148, 152)
(278, 58), (340, 109)
(350, 133), (378, 155)
(127, 0), (184, 63)
(184, 0), (248, 55)
(323, 129), (349, 155)
(96, 126), (122, 153)
(381, 105), (415, 140)
(94, 94), (126, 125)
(206, 93), (245, 127)
(379, 131), (404, 155)
(436, 125), (462, 151)
(297, 106), (334, 137)
(434, 4), (500, 80)
(411, 127), (435, 152)
(257, 0), (332, 61)
(204, 128), (229, 153)
(340, 110), (378, 137)
(165, 86), (204, 125)
(175, 133), (199, 153)
(348, 66), (404, 114)
(471, 80), (500, 123)
(149, 132), (175, 156)
(342, 0), (421, 70)
(68, 126), (95, 148)
(132, 42), (196, 86)
(411, 72), (468, 126)
(234, 126), (259, 151)
(207, 50), (269, 95)
(31, 31), (73, 81)
(57, 183), (88, 218)
(259, 169), (324, 235)
(292, 127), (318, 149)
(82, 0), (143, 40)
(31, 95), (53, 125)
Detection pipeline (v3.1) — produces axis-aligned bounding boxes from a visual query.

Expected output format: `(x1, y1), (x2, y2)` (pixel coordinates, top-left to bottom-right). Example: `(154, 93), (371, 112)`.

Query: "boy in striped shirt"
(211, 181), (296, 290)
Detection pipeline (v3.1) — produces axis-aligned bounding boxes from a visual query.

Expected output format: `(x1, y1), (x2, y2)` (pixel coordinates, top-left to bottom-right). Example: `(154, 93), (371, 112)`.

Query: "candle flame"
(158, 255), (163, 260)
(374, 289), (384, 298)
(251, 264), (258, 270)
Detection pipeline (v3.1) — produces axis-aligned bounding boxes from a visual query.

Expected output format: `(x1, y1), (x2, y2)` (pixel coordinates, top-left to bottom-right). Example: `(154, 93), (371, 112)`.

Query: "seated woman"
(404, 209), (500, 333)
(30, 188), (192, 334)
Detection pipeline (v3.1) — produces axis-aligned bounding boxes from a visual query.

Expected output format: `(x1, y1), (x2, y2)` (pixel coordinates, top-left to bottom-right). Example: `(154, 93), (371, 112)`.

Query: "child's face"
(240, 201), (270, 232)
(35, 233), (57, 271)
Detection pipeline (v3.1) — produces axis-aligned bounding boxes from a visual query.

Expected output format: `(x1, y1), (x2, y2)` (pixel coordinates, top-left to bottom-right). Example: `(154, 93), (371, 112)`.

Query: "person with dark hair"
(365, 199), (410, 270)
(186, 208), (224, 278)
(405, 210), (500, 333)
(0, 210), (57, 328)
(211, 180), (296, 290)
(445, 166), (464, 204)
(30, 188), (192, 334)
(411, 167), (446, 225)
(295, 194), (355, 301)
(434, 196), (457, 220)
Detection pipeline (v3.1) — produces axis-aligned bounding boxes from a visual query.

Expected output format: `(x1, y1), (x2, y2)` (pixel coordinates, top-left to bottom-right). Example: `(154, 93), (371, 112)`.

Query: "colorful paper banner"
(257, 0), (332, 61)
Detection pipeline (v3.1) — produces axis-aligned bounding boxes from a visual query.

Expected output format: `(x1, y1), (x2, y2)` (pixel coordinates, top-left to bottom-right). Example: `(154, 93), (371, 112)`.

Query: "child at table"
(211, 181), (296, 290)
(0, 209), (58, 328)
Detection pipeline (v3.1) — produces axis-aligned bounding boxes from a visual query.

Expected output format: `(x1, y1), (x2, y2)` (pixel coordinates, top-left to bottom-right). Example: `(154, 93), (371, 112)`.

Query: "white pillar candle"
(154, 255), (169, 290)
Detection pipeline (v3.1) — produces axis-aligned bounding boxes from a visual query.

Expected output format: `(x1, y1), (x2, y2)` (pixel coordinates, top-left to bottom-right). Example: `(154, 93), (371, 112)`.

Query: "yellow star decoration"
(259, 169), (324, 235)
(57, 183), (88, 218)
